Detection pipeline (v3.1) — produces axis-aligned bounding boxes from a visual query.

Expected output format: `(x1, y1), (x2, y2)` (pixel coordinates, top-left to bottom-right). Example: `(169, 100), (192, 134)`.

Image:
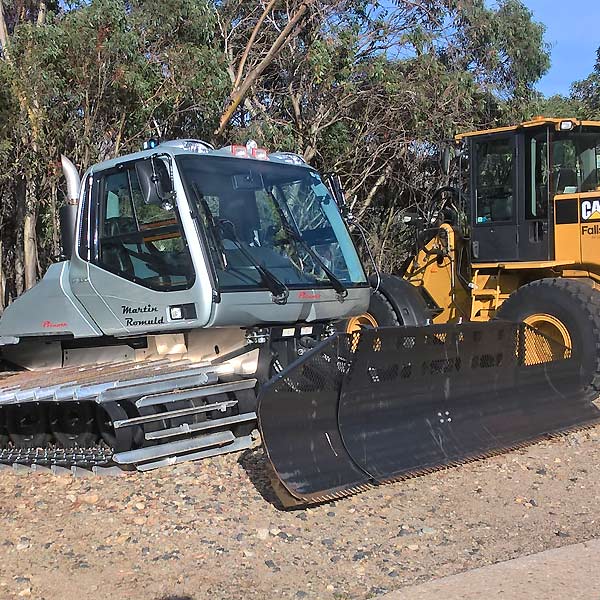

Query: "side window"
(553, 133), (600, 194)
(553, 138), (579, 194)
(526, 133), (549, 219)
(475, 138), (514, 223)
(96, 165), (195, 291)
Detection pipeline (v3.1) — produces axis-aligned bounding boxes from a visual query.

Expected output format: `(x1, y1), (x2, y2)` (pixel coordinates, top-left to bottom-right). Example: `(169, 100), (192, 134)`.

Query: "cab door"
(517, 129), (552, 261)
(470, 134), (519, 262)
(70, 161), (202, 336)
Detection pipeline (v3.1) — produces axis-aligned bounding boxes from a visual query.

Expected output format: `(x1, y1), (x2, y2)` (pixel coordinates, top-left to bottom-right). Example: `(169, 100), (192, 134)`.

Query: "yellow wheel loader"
(0, 128), (599, 507)
(399, 117), (600, 386)
(343, 118), (600, 384)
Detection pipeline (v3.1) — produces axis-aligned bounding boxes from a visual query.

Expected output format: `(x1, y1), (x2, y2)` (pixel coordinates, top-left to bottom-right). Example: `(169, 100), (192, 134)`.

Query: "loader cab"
(459, 118), (600, 264)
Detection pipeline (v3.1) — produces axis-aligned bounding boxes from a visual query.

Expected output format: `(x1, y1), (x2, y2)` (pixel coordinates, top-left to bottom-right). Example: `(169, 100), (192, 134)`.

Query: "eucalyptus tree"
(215, 0), (550, 268)
(572, 48), (600, 120)
(0, 0), (227, 307)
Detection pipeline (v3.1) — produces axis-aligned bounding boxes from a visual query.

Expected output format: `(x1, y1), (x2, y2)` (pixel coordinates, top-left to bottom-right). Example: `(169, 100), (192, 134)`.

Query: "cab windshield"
(553, 130), (600, 194)
(177, 155), (366, 290)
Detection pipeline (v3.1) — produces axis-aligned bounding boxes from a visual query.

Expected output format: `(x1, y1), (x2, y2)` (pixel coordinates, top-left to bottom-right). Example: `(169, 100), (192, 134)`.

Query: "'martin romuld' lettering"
(124, 316), (165, 327)
(121, 304), (159, 315)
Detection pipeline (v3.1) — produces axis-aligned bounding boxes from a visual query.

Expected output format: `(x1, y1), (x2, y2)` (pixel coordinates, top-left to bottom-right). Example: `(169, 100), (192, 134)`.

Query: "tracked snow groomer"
(0, 134), (599, 506)
(0, 140), (370, 472)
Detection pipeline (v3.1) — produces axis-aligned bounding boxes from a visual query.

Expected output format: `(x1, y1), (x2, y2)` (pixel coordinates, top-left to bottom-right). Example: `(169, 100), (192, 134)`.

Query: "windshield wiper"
(262, 186), (348, 300)
(281, 223), (348, 300)
(219, 220), (289, 305)
(190, 183), (227, 270)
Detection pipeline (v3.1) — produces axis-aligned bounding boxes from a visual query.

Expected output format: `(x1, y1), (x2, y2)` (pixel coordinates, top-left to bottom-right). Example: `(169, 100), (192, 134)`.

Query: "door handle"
(528, 221), (544, 242)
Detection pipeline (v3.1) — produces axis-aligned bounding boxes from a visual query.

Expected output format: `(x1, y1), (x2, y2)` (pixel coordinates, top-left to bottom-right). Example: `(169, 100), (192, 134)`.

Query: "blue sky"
(522, 0), (599, 97)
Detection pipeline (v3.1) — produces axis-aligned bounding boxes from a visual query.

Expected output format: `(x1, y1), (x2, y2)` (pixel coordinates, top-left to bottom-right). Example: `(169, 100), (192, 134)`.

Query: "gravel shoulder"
(1, 426), (599, 600)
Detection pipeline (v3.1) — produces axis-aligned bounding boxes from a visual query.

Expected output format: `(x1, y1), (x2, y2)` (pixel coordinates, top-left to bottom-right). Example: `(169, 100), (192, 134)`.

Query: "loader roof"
(455, 117), (600, 141)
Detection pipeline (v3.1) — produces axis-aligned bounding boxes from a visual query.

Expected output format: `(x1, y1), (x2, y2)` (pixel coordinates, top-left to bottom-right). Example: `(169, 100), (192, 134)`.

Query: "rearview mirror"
(135, 157), (175, 208)
(441, 146), (451, 176)
(232, 171), (262, 190)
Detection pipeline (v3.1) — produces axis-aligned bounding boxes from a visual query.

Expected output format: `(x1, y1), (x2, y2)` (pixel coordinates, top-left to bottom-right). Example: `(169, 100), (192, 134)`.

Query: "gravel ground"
(1, 427), (599, 600)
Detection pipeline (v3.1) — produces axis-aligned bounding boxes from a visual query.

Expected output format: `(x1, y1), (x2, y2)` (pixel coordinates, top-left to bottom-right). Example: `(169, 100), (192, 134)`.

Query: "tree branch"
(216, 0), (315, 136)
(233, 0), (278, 91)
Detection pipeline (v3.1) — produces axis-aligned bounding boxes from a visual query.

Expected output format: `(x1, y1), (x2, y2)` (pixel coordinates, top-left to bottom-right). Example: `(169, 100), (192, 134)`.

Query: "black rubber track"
(496, 277), (600, 393)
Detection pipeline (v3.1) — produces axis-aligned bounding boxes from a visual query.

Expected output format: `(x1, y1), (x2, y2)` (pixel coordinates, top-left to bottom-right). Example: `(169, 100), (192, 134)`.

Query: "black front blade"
(258, 334), (370, 503)
(259, 321), (600, 505)
(338, 322), (599, 483)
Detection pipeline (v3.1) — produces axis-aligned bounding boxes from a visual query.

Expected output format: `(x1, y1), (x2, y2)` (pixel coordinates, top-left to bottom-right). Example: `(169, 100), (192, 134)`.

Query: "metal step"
(135, 378), (257, 408)
(0, 362), (218, 405)
(145, 411), (257, 440)
(135, 435), (254, 471)
(113, 399), (238, 429)
(98, 371), (220, 403)
(79, 364), (217, 401)
(113, 430), (236, 465)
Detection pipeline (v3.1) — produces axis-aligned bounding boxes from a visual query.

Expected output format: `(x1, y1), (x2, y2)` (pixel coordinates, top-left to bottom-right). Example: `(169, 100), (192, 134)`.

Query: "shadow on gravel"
(237, 446), (288, 511)
(156, 596), (194, 600)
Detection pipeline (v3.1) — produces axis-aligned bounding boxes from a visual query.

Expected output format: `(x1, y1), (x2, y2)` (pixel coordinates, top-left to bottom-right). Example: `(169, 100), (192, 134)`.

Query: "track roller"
(6, 403), (52, 448)
(96, 402), (135, 453)
(49, 401), (99, 448)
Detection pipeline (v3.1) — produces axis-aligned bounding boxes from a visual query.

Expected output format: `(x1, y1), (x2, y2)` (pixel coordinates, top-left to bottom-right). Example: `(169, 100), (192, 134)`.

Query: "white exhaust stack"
(59, 155), (81, 260)
(61, 155), (80, 201)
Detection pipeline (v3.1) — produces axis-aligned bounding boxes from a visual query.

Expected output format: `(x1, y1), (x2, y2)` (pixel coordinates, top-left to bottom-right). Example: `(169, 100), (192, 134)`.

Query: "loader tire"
(366, 289), (400, 327)
(345, 289), (399, 332)
(343, 274), (428, 333)
(496, 278), (600, 392)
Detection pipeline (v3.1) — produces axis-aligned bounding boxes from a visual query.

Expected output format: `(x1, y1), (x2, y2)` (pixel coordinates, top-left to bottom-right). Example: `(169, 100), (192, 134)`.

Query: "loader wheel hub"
(346, 313), (379, 333)
(523, 313), (572, 358)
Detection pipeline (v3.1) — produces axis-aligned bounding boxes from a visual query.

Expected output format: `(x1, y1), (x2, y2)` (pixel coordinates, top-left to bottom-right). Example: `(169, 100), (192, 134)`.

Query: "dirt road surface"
(382, 538), (600, 600)
(1, 427), (599, 600)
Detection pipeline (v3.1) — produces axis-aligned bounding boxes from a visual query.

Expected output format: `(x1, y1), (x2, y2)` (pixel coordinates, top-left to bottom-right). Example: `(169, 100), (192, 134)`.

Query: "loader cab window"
(474, 137), (514, 223)
(95, 165), (194, 291)
(553, 131), (600, 194)
(525, 133), (549, 219)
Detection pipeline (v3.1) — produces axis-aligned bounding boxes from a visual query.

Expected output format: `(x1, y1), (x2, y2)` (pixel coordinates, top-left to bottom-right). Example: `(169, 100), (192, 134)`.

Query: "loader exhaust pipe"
(59, 155), (80, 260)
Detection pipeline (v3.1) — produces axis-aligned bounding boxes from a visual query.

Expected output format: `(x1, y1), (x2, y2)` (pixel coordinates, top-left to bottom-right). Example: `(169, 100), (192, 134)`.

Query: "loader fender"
(371, 274), (429, 326)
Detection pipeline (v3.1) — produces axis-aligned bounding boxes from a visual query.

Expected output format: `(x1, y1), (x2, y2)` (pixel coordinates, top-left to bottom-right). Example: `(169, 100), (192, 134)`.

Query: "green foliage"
(528, 94), (586, 120)
(571, 48), (600, 119)
(0, 0), (557, 303)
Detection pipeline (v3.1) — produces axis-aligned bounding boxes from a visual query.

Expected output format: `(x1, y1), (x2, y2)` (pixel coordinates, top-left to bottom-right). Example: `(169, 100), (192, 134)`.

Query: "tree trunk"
(216, 0), (315, 135)
(14, 177), (26, 297)
(24, 210), (38, 289)
(0, 239), (5, 313)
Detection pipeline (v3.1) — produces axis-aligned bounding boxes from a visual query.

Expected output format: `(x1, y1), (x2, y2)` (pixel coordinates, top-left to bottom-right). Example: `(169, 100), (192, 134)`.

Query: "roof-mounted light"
(246, 139), (269, 160)
(559, 120), (575, 131)
(160, 139), (214, 153)
(142, 138), (159, 150)
(229, 140), (269, 160)
(231, 144), (248, 158)
(251, 147), (269, 160)
(269, 152), (307, 165)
